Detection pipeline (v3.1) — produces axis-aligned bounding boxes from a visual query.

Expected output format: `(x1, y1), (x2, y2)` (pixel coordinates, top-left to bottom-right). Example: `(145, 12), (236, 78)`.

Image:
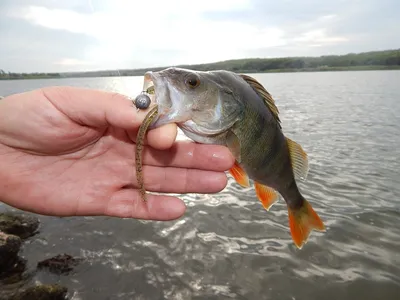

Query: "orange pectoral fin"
(229, 161), (250, 188)
(254, 182), (279, 211)
(288, 198), (325, 249)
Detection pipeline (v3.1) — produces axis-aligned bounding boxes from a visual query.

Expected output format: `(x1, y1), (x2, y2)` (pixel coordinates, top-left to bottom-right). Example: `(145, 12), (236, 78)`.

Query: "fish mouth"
(142, 72), (156, 98)
(142, 70), (190, 129)
(142, 71), (170, 129)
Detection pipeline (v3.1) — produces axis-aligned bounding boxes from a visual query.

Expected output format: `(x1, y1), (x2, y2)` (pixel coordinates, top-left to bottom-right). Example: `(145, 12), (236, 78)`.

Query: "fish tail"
(287, 196), (325, 249)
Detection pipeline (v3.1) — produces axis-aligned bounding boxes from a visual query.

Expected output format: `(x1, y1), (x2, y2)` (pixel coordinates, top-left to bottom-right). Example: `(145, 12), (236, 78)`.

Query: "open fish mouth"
(142, 70), (190, 129)
(141, 72), (162, 128)
(142, 71), (168, 128)
(142, 72), (156, 96)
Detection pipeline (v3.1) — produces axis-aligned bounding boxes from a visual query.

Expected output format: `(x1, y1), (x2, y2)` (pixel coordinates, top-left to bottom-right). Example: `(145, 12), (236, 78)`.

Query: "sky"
(0, 0), (399, 73)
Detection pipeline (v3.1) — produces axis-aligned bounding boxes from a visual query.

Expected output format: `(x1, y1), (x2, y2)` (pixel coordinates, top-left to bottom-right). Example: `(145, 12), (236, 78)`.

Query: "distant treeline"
(0, 69), (61, 80)
(186, 49), (400, 73)
(1, 49), (400, 80)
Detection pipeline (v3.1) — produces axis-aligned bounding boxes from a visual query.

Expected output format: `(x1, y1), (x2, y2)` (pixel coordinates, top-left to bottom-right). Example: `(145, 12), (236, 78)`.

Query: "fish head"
(144, 67), (243, 137)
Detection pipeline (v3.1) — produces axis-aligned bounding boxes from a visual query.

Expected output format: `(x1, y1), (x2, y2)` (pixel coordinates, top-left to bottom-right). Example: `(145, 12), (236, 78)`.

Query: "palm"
(0, 87), (233, 220)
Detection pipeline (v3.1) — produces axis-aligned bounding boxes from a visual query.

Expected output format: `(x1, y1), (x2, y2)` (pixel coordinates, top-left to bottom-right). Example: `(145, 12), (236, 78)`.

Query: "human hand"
(0, 87), (234, 220)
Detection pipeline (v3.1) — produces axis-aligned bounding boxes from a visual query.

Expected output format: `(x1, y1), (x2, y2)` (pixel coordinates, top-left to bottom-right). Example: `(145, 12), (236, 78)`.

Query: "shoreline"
(1, 65), (399, 81)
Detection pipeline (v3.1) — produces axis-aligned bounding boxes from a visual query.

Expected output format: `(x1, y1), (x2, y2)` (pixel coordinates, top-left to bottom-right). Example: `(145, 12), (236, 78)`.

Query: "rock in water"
(0, 231), (22, 273)
(0, 213), (40, 239)
(10, 284), (68, 300)
(37, 254), (84, 275)
(0, 231), (27, 287)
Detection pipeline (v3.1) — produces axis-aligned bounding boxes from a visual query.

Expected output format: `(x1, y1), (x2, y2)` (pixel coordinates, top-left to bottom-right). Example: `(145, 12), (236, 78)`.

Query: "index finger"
(141, 141), (235, 171)
(41, 86), (178, 150)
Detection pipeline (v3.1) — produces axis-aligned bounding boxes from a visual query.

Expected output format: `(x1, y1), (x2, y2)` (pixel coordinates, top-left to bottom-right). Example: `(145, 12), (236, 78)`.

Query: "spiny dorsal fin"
(239, 74), (281, 125)
(286, 137), (309, 181)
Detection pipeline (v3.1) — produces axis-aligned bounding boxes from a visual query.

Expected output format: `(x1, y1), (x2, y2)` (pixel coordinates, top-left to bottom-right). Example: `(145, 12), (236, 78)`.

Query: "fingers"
(147, 123), (178, 150)
(118, 141), (234, 172)
(41, 86), (146, 129)
(132, 166), (228, 194)
(126, 123), (178, 150)
(105, 190), (186, 221)
(41, 86), (178, 150)
(143, 141), (235, 171)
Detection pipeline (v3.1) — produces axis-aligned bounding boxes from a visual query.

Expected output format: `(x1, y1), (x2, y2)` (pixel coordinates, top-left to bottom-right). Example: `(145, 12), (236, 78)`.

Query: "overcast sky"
(0, 0), (398, 73)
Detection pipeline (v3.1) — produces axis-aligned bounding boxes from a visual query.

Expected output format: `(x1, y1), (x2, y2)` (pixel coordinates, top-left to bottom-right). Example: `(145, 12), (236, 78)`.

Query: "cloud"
(293, 29), (348, 47)
(5, 1), (286, 68)
(0, 0), (399, 72)
(9, 1), (253, 41)
(54, 58), (93, 66)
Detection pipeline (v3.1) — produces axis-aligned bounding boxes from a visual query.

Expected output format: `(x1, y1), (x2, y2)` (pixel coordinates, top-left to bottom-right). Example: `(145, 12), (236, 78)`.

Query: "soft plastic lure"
(135, 105), (158, 202)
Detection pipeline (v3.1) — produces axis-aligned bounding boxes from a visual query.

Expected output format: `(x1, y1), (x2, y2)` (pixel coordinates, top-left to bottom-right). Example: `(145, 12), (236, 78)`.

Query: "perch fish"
(139, 67), (326, 249)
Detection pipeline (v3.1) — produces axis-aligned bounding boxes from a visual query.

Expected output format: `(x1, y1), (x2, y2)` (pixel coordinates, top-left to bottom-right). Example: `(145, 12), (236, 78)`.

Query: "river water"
(1, 70), (399, 300)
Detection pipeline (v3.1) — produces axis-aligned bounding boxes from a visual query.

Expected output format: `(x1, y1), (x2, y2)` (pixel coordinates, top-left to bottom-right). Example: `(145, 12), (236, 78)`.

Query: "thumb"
(42, 86), (177, 150)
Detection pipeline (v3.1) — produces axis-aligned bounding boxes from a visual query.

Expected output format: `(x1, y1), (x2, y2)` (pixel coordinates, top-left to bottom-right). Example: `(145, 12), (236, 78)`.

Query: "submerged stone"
(0, 212), (40, 239)
(37, 254), (84, 275)
(0, 231), (22, 272)
(10, 284), (68, 300)
(0, 231), (27, 287)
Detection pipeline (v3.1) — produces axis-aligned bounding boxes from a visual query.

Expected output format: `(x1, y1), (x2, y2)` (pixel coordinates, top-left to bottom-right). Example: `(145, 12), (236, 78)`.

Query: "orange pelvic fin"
(288, 198), (325, 249)
(254, 182), (279, 211)
(229, 161), (250, 188)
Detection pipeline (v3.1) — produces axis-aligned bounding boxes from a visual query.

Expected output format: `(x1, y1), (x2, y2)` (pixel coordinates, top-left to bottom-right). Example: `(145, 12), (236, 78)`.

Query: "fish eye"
(185, 74), (200, 88)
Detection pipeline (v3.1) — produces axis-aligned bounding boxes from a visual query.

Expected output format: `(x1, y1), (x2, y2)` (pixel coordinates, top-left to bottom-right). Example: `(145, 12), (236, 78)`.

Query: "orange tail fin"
(288, 198), (325, 249)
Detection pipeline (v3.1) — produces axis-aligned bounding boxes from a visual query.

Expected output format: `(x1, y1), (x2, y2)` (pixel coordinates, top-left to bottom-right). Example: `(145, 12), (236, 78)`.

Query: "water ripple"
(1, 71), (400, 299)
